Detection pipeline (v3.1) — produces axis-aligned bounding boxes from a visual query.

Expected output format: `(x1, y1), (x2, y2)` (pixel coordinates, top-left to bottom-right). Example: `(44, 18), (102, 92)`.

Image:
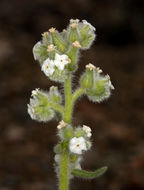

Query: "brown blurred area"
(0, 0), (144, 189)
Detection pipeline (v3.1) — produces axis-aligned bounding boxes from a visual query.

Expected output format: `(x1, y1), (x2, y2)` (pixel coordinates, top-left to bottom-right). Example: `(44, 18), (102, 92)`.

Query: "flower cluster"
(69, 125), (92, 155)
(80, 63), (114, 102)
(28, 86), (62, 122)
(33, 19), (96, 82)
(54, 122), (92, 173)
(28, 88), (54, 122)
(42, 53), (71, 78)
(28, 18), (114, 184)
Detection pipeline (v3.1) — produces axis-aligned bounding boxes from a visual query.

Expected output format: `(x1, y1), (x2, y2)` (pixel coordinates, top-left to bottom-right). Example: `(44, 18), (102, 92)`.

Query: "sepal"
(78, 20), (96, 49)
(49, 86), (62, 103)
(58, 125), (74, 140)
(50, 29), (68, 53)
(33, 41), (48, 64)
(67, 28), (79, 43)
(80, 69), (94, 89)
(74, 127), (85, 138)
(48, 67), (69, 82)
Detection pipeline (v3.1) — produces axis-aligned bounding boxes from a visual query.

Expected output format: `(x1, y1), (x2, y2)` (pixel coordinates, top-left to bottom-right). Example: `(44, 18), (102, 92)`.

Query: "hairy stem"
(72, 88), (85, 105)
(59, 151), (69, 190)
(63, 74), (73, 124)
(59, 74), (72, 190)
(48, 102), (64, 114)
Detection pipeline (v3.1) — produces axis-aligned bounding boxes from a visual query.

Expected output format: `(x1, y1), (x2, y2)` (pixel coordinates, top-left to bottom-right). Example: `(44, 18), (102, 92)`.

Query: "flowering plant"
(28, 19), (114, 190)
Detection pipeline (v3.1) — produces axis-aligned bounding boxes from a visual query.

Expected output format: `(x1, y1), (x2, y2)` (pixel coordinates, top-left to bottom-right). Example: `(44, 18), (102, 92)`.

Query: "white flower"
(82, 20), (96, 31)
(57, 120), (67, 130)
(41, 58), (55, 76)
(86, 63), (96, 71)
(96, 67), (102, 74)
(31, 88), (40, 97)
(70, 19), (79, 24)
(69, 137), (87, 154)
(47, 44), (56, 52)
(72, 41), (81, 48)
(83, 125), (92, 138)
(54, 53), (71, 71)
(70, 19), (79, 28)
(41, 32), (49, 37)
(49, 27), (56, 33)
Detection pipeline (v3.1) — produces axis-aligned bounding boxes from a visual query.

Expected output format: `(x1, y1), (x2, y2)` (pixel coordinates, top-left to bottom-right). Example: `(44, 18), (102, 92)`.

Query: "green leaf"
(71, 166), (108, 179)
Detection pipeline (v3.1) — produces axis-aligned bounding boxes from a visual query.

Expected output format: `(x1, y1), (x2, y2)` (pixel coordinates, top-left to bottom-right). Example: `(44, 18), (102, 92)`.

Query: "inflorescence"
(27, 19), (114, 189)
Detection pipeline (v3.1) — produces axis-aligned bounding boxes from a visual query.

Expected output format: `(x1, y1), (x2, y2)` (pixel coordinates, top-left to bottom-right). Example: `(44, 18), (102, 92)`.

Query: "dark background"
(0, 0), (144, 190)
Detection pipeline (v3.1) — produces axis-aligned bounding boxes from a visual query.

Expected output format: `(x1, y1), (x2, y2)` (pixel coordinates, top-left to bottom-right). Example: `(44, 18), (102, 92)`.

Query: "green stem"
(59, 74), (72, 190)
(48, 102), (64, 114)
(72, 88), (85, 105)
(59, 151), (69, 190)
(59, 77), (85, 190)
(63, 74), (73, 124)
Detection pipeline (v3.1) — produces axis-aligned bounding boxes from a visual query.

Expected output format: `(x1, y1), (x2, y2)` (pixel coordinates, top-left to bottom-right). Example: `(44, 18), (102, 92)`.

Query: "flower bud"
(78, 20), (96, 49)
(66, 45), (79, 71)
(66, 19), (96, 50)
(47, 44), (56, 60)
(74, 127), (85, 138)
(42, 31), (52, 45)
(49, 28), (68, 53)
(33, 41), (48, 64)
(80, 67), (94, 89)
(33, 31), (55, 64)
(58, 124), (74, 140)
(80, 64), (114, 102)
(54, 144), (63, 154)
(87, 74), (114, 103)
(67, 20), (80, 42)
(27, 89), (55, 122)
(68, 28), (79, 42)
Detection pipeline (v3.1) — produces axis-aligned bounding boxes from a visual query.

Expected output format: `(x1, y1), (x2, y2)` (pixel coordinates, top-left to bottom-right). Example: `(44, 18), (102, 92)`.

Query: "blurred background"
(0, 0), (144, 190)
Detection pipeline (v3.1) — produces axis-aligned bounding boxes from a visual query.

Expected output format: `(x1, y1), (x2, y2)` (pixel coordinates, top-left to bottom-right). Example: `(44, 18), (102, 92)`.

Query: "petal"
(61, 54), (68, 60)
(49, 60), (55, 66)
(58, 64), (65, 70)
(55, 53), (61, 61)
